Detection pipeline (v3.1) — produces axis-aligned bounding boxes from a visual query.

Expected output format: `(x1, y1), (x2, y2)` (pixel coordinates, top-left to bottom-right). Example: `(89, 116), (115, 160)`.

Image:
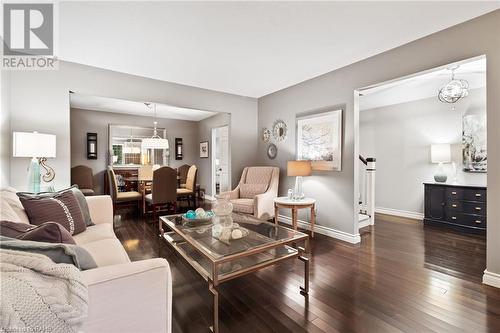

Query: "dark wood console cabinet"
(424, 183), (486, 234)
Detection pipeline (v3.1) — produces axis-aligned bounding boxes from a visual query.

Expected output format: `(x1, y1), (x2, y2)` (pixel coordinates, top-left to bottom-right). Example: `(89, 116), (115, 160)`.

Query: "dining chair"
(107, 166), (142, 215)
(145, 166), (177, 222)
(71, 165), (95, 196)
(138, 165), (153, 195)
(177, 165), (197, 208)
(177, 164), (191, 188)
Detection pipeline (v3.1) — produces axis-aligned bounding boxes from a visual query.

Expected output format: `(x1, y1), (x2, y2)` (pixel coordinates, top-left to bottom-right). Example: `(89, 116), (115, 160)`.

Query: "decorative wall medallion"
(267, 143), (278, 159)
(262, 128), (271, 143)
(272, 119), (288, 142)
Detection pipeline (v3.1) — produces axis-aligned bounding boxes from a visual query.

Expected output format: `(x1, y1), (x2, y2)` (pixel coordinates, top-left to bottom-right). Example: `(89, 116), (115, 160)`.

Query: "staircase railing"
(359, 155), (376, 225)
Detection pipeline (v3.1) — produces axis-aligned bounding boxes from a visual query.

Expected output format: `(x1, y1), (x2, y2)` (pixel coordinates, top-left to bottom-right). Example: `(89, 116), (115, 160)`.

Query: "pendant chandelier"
(438, 66), (469, 105)
(141, 103), (169, 150)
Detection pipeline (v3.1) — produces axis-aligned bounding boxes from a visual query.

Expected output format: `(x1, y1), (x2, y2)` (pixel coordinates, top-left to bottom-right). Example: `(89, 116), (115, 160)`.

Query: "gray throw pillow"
(0, 236), (97, 270)
(17, 186), (94, 227)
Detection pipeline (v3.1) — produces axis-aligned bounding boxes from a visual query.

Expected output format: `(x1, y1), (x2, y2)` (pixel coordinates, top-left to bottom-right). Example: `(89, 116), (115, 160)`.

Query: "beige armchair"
(220, 166), (279, 219)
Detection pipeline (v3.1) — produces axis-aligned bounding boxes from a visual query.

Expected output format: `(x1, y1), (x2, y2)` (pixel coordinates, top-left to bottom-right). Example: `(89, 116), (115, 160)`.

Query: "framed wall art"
(200, 141), (209, 158)
(296, 109), (343, 171)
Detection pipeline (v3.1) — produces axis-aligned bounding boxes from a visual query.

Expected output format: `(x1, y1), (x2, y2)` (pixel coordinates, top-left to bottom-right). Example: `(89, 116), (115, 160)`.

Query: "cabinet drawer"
(446, 212), (486, 228)
(447, 201), (486, 215)
(446, 187), (486, 202)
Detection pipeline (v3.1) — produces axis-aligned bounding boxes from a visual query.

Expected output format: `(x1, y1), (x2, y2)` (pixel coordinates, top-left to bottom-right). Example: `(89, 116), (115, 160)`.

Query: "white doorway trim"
(211, 125), (231, 197)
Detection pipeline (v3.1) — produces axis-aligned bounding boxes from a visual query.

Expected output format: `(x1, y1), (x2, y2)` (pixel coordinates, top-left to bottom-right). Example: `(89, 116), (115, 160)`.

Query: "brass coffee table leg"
(298, 255), (309, 295)
(209, 281), (219, 333)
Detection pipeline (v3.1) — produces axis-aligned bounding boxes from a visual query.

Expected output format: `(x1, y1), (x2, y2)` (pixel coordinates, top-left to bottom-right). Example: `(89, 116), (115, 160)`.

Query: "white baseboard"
(375, 207), (423, 221)
(358, 214), (371, 229)
(483, 270), (500, 288)
(278, 214), (361, 244)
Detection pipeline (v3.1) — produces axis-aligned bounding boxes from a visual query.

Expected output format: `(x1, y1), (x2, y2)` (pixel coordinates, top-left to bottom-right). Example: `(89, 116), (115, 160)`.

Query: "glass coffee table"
(159, 213), (309, 333)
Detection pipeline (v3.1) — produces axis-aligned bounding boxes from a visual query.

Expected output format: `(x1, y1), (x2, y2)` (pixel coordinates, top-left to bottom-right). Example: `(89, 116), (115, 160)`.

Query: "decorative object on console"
(141, 103), (169, 150)
(430, 144), (451, 183)
(13, 131), (56, 192)
(86, 133), (97, 159)
(463, 114), (486, 172)
(272, 119), (288, 142)
(175, 138), (183, 160)
(296, 109), (342, 171)
(262, 128), (271, 142)
(424, 183), (486, 234)
(267, 143), (277, 159)
(438, 65), (469, 108)
(199, 141), (209, 158)
(287, 160), (312, 200)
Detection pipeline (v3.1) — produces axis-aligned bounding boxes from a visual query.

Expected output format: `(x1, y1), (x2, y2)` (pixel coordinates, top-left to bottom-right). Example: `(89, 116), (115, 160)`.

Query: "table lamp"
(431, 144), (451, 183)
(13, 132), (56, 192)
(287, 160), (312, 200)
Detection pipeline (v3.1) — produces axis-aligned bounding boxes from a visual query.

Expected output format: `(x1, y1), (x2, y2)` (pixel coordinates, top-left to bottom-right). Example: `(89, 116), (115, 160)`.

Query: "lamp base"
(434, 162), (448, 183)
(293, 176), (305, 200)
(27, 157), (41, 193)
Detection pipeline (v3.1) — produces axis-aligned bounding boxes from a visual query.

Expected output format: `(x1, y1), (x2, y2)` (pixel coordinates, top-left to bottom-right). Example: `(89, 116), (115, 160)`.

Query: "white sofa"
(0, 188), (172, 333)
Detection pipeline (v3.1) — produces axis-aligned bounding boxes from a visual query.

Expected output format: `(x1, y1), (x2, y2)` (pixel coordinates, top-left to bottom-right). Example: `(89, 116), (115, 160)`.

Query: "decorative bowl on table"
(181, 208), (214, 227)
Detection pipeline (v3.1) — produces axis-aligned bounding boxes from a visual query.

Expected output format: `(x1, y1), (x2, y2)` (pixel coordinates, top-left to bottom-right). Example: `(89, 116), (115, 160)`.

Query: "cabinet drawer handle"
(475, 207), (482, 211)
(451, 191), (457, 195)
(451, 216), (457, 220)
(475, 193), (482, 197)
(451, 204), (457, 208)
(475, 220), (482, 224)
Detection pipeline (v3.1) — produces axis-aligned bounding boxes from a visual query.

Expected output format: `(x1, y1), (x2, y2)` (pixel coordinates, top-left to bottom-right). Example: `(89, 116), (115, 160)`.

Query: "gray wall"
(70, 108), (200, 194)
(258, 10), (500, 278)
(8, 61), (258, 193)
(197, 113), (231, 196)
(0, 70), (11, 187)
(360, 88), (486, 215)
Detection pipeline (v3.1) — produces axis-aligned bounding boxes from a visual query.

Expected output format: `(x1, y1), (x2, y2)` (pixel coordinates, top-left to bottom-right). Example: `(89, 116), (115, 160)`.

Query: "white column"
(366, 159), (376, 225)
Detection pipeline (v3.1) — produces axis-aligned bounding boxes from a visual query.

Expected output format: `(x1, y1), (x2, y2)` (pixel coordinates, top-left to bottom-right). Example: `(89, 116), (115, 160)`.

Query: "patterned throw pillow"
(18, 190), (87, 236)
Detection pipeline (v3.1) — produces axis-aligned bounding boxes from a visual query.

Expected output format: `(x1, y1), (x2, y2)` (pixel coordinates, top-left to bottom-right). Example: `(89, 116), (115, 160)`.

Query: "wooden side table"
(274, 197), (316, 237)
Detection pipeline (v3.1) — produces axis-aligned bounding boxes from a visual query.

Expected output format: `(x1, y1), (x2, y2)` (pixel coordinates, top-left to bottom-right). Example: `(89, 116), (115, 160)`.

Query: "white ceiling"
(69, 93), (218, 121)
(58, 2), (500, 98)
(359, 57), (486, 110)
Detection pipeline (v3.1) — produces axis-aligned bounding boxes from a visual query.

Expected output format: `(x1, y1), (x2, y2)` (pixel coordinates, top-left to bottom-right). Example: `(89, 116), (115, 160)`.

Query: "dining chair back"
(178, 164), (191, 187)
(138, 165), (153, 181)
(185, 165), (197, 192)
(151, 167), (177, 205)
(71, 165), (95, 196)
(107, 166), (119, 202)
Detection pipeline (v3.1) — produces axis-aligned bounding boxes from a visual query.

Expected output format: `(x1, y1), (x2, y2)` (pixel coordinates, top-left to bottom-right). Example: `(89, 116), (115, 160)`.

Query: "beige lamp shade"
(431, 144), (451, 163)
(287, 160), (312, 177)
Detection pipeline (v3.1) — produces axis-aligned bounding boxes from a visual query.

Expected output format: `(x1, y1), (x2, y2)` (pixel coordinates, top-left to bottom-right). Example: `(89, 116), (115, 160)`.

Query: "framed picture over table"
(296, 108), (343, 171)
(200, 141), (209, 158)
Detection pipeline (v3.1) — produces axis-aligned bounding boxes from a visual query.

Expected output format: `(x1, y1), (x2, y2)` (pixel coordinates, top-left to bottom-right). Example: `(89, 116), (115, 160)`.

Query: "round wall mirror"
(272, 120), (287, 142)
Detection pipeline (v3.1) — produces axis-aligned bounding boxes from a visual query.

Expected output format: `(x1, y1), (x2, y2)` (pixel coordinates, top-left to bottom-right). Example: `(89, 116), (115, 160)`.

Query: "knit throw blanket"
(0, 249), (88, 333)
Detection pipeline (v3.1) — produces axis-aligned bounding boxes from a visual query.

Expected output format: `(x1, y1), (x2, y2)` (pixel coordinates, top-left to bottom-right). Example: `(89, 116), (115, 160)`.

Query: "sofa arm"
(85, 195), (113, 225)
(81, 258), (172, 333)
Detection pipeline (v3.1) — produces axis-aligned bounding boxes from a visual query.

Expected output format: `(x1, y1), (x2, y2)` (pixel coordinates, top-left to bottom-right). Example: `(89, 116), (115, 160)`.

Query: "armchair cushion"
(231, 198), (254, 214)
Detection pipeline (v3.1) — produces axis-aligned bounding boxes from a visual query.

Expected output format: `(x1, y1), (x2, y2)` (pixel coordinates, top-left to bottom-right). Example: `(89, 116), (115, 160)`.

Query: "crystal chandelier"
(438, 66), (469, 105)
(141, 103), (169, 150)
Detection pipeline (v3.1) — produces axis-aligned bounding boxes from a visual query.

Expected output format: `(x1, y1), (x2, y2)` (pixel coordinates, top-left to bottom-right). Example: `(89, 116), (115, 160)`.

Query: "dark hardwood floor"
(114, 208), (500, 333)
